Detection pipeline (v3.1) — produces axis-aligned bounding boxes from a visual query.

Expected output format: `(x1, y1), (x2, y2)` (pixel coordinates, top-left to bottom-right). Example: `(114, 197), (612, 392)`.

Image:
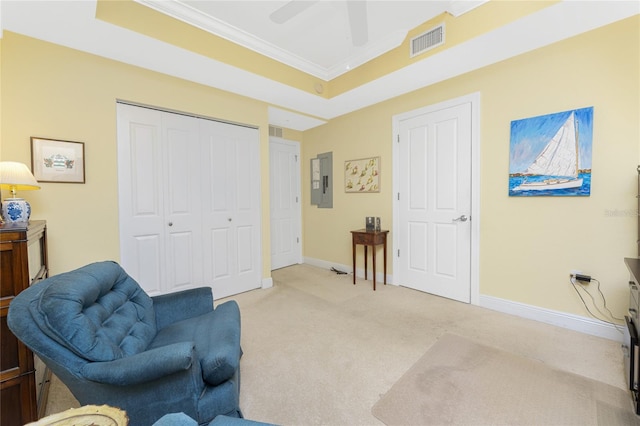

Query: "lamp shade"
(0, 161), (40, 193)
(0, 162), (40, 223)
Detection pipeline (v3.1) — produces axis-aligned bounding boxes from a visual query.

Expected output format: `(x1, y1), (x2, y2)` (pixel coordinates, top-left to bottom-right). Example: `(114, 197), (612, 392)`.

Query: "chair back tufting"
(31, 261), (157, 362)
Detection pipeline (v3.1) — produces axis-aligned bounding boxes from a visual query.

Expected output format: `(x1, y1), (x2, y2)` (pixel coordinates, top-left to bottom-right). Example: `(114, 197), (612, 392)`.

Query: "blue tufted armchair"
(8, 261), (243, 425)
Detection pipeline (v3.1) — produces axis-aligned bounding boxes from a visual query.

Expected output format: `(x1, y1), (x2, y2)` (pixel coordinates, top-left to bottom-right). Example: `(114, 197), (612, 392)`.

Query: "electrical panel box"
(311, 152), (333, 208)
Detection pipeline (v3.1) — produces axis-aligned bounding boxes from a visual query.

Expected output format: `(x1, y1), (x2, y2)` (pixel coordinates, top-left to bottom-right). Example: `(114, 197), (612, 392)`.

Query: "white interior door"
(163, 112), (204, 292)
(395, 101), (472, 303)
(269, 138), (301, 270)
(117, 105), (165, 294)
(117, 104), (202, 295)
(200, 119), (261, 299)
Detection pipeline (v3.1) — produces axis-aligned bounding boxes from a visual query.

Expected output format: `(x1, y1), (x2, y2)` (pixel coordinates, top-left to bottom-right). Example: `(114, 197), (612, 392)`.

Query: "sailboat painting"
(509, 107), (593, 196)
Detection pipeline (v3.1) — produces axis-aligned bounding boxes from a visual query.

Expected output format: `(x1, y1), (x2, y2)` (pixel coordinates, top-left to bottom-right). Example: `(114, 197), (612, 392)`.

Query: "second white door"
(269, 138), (301, 270)
(396, 100), (472, 303)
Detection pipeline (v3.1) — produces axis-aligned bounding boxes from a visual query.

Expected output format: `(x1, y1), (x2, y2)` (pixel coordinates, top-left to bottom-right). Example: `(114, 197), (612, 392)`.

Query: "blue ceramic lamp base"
(2, 198), (31, 223)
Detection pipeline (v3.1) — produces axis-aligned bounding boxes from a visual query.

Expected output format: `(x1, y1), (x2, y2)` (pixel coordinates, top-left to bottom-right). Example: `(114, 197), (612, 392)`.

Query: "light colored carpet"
(372, 333), (640, 426)
(43, 264), (633, 425)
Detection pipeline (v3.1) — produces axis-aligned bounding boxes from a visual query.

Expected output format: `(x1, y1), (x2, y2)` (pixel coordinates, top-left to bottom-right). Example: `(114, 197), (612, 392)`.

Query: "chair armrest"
(80, 342), (195, 386)
(153, 287), (213, 330)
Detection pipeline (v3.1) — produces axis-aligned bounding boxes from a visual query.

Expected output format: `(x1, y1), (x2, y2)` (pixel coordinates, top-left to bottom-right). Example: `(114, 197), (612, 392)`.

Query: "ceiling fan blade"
(347, 1), (368, 46)
(270, 1), (318, 24)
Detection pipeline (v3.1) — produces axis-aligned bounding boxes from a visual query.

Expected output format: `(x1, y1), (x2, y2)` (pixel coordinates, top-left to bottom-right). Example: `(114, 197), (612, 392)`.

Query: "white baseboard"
(480, 294), (624, 342)
(303, 257), (393, 284)
(302, 257), (624, 342)
(261, 277), (273, 289)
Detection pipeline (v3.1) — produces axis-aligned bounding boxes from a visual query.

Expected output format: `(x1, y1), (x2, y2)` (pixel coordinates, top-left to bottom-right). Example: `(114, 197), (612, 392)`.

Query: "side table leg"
(352, 237), (356, 285)
(364, 245), (368, 281)
(383, 237), (387, 285)
(372, 245), (377, 291)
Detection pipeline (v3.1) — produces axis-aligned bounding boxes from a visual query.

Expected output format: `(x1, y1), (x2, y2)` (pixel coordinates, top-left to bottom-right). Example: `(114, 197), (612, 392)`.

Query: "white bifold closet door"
(117, 103), (261, 298)
(199, 118), (262, 298)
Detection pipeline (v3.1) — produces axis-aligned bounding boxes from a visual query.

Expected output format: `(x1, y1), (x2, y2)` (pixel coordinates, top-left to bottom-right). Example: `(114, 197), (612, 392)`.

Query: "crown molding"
(135, 0), (332, 79)
(135, 0), (424, 81)
(446, 0), (488, 18)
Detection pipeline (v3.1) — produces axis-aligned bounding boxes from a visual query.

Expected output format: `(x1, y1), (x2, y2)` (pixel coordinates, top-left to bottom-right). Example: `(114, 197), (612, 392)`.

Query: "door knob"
(228, 218), (232, 222)
(168, 222), (173, 227)
(452, 215), (468, 222)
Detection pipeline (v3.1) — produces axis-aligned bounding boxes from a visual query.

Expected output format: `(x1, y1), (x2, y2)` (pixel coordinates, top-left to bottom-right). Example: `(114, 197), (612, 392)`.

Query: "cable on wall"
(569, 276), (624, 335)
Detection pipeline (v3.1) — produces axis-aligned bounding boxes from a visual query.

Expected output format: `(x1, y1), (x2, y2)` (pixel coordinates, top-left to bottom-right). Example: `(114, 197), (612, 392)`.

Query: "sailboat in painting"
(513, 111), (583, 191)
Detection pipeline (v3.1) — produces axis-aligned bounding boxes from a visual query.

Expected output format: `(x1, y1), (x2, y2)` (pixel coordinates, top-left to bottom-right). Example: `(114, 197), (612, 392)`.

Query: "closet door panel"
(117, 104), (167, 294)
(169, 231), (194, 287)
(201, 122), (236, 295)
(131, 127), (161, 216)
(233, 127), (261, 280)
(210, 227), (231, 280)
(200, 120), (261, 299)
(163, 113), (203, 292)
(236, 225), (254, 273)
(134, 235), (162, 294)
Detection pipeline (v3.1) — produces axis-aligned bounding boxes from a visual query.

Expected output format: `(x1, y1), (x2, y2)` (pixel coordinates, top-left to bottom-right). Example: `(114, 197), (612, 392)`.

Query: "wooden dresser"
(0, 220), (49, 425)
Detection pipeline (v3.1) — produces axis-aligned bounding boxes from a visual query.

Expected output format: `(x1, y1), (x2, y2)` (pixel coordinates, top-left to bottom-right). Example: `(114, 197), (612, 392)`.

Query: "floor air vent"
(269, 125), (283, 137)
(410, 24), (445, 57)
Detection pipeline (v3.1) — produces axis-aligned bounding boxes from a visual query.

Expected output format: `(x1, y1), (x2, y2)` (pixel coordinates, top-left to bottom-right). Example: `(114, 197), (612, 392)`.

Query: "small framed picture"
(345, 156), (380, 193)
(31, 137), (85, 183)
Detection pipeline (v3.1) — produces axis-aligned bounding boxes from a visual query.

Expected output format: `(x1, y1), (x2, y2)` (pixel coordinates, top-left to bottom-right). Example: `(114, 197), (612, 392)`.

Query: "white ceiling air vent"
(410, 24), (445, 57)
(269, 125), (283, 138)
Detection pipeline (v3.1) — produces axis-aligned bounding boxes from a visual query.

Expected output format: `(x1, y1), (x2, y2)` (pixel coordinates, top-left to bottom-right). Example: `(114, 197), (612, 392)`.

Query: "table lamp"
(0, 161), (41, 223)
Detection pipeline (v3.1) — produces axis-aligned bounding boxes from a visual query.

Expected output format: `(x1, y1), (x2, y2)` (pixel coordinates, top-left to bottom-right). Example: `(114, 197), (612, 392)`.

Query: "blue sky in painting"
(509, 107), (593, 174)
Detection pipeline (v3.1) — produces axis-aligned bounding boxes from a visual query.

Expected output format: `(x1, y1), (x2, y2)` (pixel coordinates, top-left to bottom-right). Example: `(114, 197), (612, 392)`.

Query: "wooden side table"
(351, 229), (389, 291)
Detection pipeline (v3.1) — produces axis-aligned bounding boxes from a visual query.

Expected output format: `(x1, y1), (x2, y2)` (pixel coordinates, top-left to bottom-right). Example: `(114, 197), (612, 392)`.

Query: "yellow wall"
(0, 32), (272, 277)
(302, 15), (640, 318)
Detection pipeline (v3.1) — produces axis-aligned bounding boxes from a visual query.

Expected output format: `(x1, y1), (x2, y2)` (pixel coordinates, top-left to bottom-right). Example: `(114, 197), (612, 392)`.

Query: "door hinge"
(297, 237), (300, 243)
(296, 196), (299, 203)
(295, 154), (298, 162)
(397, 249), (400, 257)
(396, 134), (400, 143)
(397, 193), (400, 201)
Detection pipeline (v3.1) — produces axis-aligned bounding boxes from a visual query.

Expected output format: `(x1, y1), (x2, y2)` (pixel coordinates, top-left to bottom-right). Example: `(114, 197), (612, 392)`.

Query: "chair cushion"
(33, 261), (157, 362)
(149, 300), (241, 386)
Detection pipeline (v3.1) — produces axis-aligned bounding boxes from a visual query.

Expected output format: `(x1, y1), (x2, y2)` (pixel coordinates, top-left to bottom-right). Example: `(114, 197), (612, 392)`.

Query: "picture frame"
(508, 106), (593, 197)
(345, 156), (380, 193)
(31, 137), (85, 183)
